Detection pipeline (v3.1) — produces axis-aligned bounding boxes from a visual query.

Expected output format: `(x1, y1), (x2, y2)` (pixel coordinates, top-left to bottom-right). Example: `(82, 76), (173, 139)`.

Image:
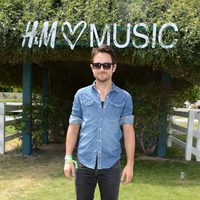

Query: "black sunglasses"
(91, 62), (114, 70)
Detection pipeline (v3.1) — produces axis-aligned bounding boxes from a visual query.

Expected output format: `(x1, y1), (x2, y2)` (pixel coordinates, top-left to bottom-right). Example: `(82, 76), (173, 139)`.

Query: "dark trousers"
(75, 160), (121, 200)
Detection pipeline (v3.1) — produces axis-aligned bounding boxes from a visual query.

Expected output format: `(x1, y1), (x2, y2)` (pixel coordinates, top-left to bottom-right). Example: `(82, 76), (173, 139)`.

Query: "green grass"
(0, 99), (22, 102)
(1, 117), (199, 200)
(173, 121), (198, 129)
(172, 121), (199, 147)
(1, 145), (200, 200)
(5, 125), (17, 136)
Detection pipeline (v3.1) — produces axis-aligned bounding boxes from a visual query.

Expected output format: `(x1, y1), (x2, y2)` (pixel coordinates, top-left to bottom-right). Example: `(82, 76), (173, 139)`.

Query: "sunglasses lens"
(92, 63), (113, 70)
(103, 63), (112, 69)
(93, 63), (101, 69)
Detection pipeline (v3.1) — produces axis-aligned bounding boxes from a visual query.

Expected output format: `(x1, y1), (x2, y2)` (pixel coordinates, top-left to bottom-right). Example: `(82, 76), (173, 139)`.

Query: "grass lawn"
(172, 121), (199, 146)
(5, 125), (17, 136)
(0, 99), (22, 102)
(1, 143), (200, 200)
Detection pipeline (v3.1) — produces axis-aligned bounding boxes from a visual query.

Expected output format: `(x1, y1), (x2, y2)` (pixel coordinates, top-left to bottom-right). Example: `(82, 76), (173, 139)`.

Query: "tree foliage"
(0, 0), (199, 71)
(0, 0), (199, 154)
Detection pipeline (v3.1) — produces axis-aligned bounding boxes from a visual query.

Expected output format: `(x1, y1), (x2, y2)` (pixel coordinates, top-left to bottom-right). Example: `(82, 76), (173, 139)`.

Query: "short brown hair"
(91, 44), (116, 64)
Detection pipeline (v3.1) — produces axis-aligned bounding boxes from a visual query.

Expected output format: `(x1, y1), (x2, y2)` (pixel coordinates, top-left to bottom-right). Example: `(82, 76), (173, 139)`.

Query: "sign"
(22, 21), (178, 49)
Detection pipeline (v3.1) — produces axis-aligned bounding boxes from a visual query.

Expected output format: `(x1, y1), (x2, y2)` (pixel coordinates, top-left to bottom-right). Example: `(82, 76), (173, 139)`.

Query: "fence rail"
(0, 102), (22, 154)
(168, 109), (200, 162)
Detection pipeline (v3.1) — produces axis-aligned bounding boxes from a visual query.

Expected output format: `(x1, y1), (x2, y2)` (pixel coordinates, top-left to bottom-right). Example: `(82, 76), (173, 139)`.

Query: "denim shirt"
(69, 82), (134, 169)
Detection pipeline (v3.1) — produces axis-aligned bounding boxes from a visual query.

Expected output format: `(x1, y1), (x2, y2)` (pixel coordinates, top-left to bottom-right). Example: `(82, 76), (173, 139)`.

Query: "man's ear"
(112, 64), (117, 72)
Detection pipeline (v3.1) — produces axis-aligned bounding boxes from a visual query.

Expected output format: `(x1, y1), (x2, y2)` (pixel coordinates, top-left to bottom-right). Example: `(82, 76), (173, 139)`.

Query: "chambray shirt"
(69, 82), (134, 169)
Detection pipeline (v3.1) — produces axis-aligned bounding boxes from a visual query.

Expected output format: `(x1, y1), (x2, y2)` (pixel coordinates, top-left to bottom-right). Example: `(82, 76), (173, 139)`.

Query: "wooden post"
(157, 72), (170, 157)
(42, 67), (49, 144)
(196, 111), (200, 162)
(22, 62), (32, 155)
(167, 114), (173, 147)
(185, 110), (195, 161)
(0, 102), (5, 154)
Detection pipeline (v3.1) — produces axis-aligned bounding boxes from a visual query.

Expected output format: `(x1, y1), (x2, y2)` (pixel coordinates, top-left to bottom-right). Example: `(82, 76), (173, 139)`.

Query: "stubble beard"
(95, 72), (111, 83)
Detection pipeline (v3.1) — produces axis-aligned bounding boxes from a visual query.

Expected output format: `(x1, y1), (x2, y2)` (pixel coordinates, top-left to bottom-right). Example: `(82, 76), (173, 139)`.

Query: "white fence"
(167, 109), (200, 162)
(0, 102), (22, 154)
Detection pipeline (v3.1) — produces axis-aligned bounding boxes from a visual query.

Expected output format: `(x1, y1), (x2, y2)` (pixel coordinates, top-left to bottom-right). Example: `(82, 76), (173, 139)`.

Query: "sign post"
(22, 60), (32, 155)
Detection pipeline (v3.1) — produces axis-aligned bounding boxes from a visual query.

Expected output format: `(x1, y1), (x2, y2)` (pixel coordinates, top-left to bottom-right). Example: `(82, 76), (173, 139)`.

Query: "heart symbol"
(62, 21), (87, 50)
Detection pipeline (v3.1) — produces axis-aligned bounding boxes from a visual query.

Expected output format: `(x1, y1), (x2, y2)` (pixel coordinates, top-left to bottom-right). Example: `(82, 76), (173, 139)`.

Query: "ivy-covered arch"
(0, 0), (199, 155)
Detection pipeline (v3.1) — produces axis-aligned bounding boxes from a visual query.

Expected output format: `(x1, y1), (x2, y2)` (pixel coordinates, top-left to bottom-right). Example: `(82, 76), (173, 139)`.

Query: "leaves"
(0, 0), (199, 155)
(0, 0), (199, 71)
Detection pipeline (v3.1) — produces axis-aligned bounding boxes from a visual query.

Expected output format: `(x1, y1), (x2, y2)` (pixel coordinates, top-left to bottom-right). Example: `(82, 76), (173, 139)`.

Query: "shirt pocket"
(81, 100), (96, 118)
(106, 100), (124, 120)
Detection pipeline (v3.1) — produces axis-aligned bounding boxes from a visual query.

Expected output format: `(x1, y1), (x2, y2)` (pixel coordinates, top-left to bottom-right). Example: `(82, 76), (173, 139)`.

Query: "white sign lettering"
(158, 23), (178, 49)
(62, 21), (87, 50)
(132, 23), (149, 48)
(22, 21), (39, 48)
(90, 24), (111, 47)
(39, 21), (57, 48)
(113, 23), (131, 48)
(22, 21), (179, 49)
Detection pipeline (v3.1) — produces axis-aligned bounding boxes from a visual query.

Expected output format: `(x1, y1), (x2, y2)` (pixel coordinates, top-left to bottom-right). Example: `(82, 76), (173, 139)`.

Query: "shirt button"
(99, 128), (101, 131)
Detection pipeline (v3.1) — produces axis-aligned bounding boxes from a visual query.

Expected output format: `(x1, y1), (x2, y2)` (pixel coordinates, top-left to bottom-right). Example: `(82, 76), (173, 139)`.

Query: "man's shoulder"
(114, 84), (132, 97)
(76, 84), (93, 95)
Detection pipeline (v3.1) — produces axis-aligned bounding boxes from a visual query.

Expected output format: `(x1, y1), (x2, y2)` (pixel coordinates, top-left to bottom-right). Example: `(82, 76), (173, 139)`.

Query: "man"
(64, 44), (135, 200)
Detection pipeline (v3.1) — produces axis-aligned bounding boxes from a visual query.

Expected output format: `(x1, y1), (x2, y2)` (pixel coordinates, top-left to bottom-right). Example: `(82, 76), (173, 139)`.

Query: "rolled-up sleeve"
(69, 92), (83, 124)
(120, 94), (134, 125)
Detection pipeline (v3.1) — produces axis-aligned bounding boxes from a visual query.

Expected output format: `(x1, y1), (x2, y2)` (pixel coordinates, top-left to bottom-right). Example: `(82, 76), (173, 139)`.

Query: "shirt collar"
(92, 81), (119, 93)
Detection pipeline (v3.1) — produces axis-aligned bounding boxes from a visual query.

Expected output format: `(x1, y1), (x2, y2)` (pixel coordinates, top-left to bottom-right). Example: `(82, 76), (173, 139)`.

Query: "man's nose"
(99, 66), (104, 70)
(99, 65), (106, 71)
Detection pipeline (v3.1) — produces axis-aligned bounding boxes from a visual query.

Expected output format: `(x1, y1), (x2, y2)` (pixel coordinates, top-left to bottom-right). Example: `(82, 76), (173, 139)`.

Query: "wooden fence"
(167, 109), (200, 162)
(0, 102), (22, 154)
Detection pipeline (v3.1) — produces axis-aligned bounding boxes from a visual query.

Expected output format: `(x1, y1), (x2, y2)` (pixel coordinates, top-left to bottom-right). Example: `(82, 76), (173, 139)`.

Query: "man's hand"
(64, 162), (75, 180)
(121, 164), (134, 184)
